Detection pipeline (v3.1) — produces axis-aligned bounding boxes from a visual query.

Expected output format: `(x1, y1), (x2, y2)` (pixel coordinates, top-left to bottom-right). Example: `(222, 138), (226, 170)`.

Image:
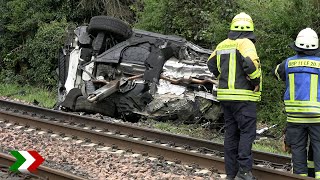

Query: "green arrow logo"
(9, 151), (26, 172)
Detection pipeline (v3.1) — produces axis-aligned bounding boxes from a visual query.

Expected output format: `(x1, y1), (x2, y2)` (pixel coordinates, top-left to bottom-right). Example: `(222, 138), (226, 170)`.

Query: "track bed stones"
(0, 123), (218, 179)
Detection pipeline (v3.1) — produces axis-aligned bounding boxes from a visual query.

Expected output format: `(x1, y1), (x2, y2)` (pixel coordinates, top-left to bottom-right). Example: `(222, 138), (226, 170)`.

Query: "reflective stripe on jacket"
(316, 172), (320, 179)
(207, 38), (261, 102)
(276, 55), (320, 123)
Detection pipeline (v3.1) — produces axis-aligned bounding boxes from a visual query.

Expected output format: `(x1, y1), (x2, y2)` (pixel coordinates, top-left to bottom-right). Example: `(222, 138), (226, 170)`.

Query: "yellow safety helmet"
(230, 12), (254, 32)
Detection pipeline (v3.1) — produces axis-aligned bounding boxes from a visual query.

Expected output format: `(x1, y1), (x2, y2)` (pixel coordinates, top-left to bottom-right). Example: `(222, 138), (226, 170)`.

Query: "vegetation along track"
(0, 99), (313, 180)
(0, 152), (85, 180)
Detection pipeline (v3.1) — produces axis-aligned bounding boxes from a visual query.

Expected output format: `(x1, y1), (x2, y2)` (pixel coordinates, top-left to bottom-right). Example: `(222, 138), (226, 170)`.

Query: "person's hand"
(282, 140), (291, 153)
(253, 85), (259, 92)
(246, 76), (259, 92)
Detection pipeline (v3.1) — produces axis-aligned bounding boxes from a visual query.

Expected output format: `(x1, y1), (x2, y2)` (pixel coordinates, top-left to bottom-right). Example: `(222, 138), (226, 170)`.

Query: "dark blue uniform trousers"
(286, 123), (320, 176)
(308, 143), (315, 178)
(221, 101), (257, 177)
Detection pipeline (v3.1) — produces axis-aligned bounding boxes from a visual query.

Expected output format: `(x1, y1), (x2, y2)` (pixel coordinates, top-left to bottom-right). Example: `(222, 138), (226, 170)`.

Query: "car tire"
(75, 96), (116, 117)
(58, 48), (67, 85)
(88, 16), (132, 41)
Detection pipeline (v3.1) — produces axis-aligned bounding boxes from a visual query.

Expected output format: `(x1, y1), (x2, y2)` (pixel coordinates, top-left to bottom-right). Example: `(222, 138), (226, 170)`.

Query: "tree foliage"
(134, 0), (236, 48)
(26, 20), (71, 86)
(0, 0), (135, 87)
(0, 0), (72, 87)
(78, 0), (135, 23)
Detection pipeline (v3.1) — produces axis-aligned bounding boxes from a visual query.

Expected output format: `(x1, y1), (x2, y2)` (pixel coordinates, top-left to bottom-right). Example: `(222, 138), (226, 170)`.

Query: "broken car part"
(57, 16), (222, 126)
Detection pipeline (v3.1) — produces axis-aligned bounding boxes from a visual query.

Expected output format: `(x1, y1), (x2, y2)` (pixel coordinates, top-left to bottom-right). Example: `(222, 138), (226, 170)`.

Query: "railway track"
(0, 152), (86, 180)
(0, 99), (314, 180)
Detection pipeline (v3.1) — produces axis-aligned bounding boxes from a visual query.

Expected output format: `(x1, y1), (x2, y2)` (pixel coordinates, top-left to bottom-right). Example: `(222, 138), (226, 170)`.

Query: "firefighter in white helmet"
(274, 27), (320, 179)
(207, 12), (261, 180)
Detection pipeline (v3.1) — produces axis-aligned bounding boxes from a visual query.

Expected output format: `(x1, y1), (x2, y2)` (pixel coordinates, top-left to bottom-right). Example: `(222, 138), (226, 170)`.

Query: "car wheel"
(88, 16), (132, 41)
(75, 96), (116, 117)
(58, 48), (67, 85)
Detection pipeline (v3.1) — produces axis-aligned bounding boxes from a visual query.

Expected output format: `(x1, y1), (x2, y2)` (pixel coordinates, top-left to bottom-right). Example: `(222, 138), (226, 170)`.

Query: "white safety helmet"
(295, 28), (319, 50)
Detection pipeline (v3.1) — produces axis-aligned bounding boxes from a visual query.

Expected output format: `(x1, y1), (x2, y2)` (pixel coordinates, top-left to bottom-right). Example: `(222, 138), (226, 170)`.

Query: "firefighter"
(207, 12), (261, 180)
(274, 27), (320, 178)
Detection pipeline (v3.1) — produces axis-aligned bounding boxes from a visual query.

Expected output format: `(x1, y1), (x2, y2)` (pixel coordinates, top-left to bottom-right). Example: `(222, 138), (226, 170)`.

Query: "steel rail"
(0, 109), (224, 171)
(0, 152), (86, 180)
(0, 105), (314, 180)
(0, 99), (290, 165)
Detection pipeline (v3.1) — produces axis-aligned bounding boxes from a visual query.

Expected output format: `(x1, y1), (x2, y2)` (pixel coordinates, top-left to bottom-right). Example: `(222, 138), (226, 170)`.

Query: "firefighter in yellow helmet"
(207, 12), (261, 180)
(274, 27), (320, 179)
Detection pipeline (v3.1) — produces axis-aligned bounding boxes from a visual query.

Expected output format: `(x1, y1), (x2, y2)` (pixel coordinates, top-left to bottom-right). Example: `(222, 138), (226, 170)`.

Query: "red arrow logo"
(27, 151), (44, 172)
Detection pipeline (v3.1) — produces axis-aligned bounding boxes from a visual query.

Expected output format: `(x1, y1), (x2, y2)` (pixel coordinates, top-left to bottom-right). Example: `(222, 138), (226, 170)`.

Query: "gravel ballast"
(0, 122), (224, 179)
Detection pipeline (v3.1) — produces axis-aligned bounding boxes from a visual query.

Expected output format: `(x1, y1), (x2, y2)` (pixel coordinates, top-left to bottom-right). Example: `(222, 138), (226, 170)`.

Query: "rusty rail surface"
(0, 100), (315, 180)
(0, 152), (86, 180)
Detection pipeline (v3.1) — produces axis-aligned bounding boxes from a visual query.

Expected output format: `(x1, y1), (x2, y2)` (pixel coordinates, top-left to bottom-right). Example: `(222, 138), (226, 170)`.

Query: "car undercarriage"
(57, 16), (222, 126)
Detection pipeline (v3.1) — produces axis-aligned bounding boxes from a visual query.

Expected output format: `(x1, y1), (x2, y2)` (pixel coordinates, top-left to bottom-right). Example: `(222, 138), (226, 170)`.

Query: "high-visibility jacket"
(207, 38), (261, 102)
(274, 55), (320, 123)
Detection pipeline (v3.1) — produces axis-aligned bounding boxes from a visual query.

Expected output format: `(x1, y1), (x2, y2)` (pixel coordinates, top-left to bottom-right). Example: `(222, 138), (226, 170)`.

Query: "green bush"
(0, 0), (137, 87)
(0, 0), (69, 86)
(25, 20), (71, 87)
(0, 20), (71, 87)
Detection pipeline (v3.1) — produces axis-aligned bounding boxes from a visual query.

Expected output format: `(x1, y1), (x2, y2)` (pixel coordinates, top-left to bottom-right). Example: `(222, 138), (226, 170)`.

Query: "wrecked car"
(57, 16), (222, 125)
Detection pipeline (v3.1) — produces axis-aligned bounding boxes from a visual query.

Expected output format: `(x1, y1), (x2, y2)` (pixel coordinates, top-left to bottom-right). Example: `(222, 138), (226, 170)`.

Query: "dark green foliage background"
(0, 0), (319, 128)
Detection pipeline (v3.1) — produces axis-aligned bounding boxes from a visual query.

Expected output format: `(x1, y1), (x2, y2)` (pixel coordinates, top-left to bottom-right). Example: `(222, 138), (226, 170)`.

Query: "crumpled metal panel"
(162, 57), (212, 79)
(157, 80), (186, 95)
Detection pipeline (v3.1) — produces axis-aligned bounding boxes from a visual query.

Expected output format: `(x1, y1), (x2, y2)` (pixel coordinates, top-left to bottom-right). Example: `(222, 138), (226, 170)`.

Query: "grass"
(0, 83), (56, 108)
(253, 138), (289, 155)
(145, 119), (286, 155)
(0, 83), (287, 155)
(151, 120), (223, 140)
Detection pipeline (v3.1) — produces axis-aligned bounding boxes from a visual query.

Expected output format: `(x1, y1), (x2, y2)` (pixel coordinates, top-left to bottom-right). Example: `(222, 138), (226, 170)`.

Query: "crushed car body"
(57, 16), (222, 125)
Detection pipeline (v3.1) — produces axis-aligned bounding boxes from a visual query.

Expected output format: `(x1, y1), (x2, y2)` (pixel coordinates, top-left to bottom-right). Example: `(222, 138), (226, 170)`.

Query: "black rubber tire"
(58, 48), (67, 85)
(75, 96), (116, 117)
(88, 16), (132, 41)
